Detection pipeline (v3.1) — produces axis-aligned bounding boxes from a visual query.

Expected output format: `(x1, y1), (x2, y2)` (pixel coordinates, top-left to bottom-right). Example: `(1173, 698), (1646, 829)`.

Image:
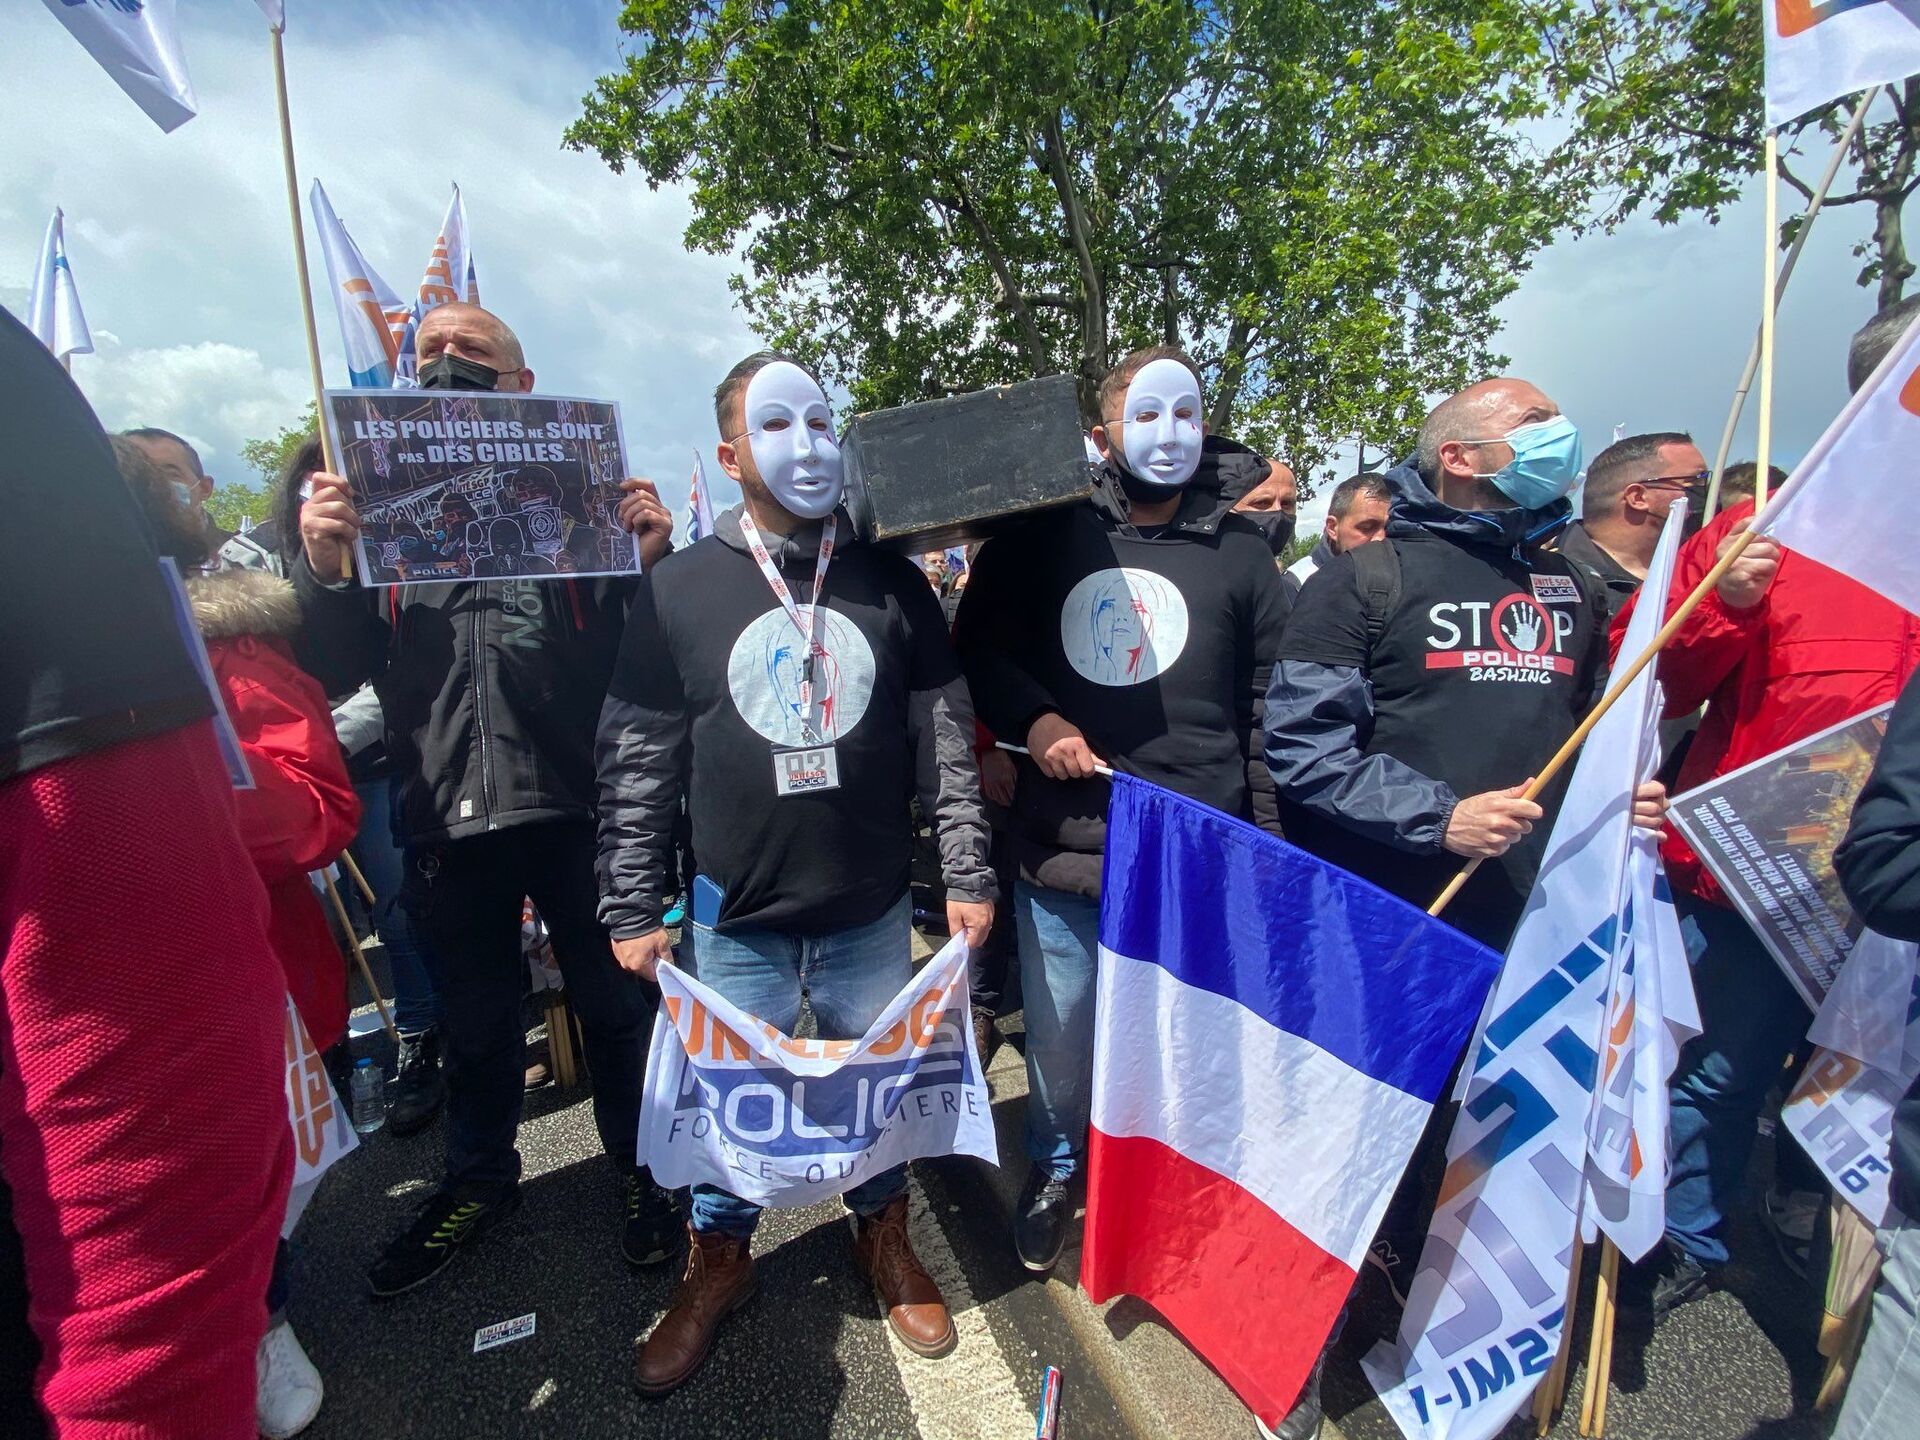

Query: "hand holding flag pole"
(264, 11), (351, 581)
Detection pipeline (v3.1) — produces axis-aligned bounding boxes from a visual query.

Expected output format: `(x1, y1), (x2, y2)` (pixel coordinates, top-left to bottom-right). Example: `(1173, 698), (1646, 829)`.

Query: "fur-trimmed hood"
(184, 567), (302, 641)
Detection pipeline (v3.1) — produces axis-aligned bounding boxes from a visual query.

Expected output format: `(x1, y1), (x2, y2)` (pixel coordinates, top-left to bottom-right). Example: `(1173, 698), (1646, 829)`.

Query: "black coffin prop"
(841, 375), (1094, 552)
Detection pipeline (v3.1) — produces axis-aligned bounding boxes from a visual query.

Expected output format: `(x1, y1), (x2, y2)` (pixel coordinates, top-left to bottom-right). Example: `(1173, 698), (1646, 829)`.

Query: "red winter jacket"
(1611, 499), (1920, 908)
(190, 570), (361, 1050)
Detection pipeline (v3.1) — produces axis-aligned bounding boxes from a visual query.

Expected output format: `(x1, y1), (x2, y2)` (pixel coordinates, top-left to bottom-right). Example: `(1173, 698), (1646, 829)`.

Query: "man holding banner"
(1615, 306), (1920, 1314)
(293, 302), (680, 1299)
(595, 350), (996, 1394)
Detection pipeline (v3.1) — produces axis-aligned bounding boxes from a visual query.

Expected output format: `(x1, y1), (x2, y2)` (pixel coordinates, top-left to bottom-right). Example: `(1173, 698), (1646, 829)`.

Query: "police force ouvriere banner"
(639, 935), (995, 1208)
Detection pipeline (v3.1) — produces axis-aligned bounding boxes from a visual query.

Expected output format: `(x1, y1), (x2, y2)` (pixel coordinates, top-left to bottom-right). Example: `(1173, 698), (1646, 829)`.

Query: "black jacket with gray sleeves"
(596, 504), (994, 938)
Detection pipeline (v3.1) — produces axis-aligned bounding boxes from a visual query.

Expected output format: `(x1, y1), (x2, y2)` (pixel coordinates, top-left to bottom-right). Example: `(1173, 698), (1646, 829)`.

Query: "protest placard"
(1670, 705), (1894, 1009)
(640, 936), (995, 1209)
(322, 389), (638, 585)
(284, 993), (356, 1190)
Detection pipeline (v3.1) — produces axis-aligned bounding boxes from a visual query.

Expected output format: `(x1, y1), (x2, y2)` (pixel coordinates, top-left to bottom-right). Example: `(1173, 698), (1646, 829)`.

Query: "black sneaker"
(624, 1170), (681, 1268)
(1256, 1347), (1327, 1439)
(368, 1187), (519, 1297)
(1365, 1237), (1415, 1307)
(387, 1029), (446, 1137)
(1650, 1240), (1714, 1319)
(1014, 1168), (1073, 1274)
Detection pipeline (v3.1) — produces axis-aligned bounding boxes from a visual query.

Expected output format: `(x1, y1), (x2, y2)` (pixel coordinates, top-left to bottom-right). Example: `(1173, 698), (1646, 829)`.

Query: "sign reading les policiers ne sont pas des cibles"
(323, 389), (639, 586)
(639, 937), (996, 1209)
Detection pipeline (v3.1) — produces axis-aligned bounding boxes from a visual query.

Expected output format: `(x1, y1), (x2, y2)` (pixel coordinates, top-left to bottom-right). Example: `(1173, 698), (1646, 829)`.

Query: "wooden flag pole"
(1754, 128), (1781, 514)
(1704, 89), (1876, 520)
(1578, 1238), (1622, 1436)
(1427, 522), (1762, 917)
(339, 848), (377, 910)
(321, 871), (398, 1045)
(1533, 1236), (1588, 1435)
(268, 24), (350, 582)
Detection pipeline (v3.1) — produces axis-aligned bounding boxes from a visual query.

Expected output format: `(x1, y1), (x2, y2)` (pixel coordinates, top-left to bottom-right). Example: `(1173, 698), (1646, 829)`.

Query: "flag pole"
(321, 871), (398, 1044)
(268, 23), (351, 581)
(1754, 128), (1781, 513)
(1704, 89), (1876, 520)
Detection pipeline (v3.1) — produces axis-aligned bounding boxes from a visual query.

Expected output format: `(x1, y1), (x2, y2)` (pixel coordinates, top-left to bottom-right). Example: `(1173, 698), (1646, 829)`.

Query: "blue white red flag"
(309, 180), (408, 388)
(41, 0), (197, 132)
(1081, 775), (1502, 1430)
(687, 450), (715, 542)
(1363, 502), (1691, 1440)
(640, 935), (995, 1208)
(27, 208), (93, 362)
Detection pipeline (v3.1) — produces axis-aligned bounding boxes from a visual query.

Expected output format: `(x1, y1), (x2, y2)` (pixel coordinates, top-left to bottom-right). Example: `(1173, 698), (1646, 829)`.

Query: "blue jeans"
(1665, 892), (1814, 1266)
(1014, 881), (1101, 1182)
(686, 893), (914, 1237)
(352, 777), (443, 1036)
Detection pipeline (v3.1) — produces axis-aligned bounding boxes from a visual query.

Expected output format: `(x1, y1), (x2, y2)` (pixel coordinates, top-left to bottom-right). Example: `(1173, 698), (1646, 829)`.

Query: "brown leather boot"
(634, 1226), (755, 1395)
(853, 1196), (956, 1358)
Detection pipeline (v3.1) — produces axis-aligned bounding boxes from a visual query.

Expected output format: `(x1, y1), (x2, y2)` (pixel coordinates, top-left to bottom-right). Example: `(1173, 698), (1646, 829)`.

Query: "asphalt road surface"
(295, 948), (1850, 1439)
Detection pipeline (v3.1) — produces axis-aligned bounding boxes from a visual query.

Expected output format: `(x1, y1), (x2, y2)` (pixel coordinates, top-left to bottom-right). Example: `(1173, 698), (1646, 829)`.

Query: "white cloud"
(5, 3), (1894, 532)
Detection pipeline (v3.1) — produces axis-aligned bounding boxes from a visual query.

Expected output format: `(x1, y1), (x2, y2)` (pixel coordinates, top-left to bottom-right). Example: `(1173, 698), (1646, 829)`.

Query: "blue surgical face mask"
(1467, 414), (1583, 509)
(169, 480), (197, 511)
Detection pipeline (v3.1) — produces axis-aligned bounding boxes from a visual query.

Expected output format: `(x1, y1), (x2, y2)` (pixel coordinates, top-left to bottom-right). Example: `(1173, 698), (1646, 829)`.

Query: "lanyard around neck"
(737, 507), (837, 742)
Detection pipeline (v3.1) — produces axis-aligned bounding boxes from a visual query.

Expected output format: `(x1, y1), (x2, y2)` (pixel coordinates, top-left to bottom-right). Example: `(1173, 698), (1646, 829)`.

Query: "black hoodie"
(954, 438), (1291, 898)
(1264, 461), (1608, 949)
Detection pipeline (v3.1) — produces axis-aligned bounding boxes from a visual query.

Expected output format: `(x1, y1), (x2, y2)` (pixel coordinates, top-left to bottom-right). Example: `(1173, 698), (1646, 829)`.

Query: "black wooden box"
(841, 375), (1094, 553)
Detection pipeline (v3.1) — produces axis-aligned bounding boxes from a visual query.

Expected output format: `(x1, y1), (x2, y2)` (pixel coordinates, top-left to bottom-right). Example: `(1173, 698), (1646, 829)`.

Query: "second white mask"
(1117, 357), (1204, 489)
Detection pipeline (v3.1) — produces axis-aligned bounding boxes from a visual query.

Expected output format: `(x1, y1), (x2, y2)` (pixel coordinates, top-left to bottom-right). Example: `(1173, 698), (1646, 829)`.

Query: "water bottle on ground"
(350, 1057), (386, 1135)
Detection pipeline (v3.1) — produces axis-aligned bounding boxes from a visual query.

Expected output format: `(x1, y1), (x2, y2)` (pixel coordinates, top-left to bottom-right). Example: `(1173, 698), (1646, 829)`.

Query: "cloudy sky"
(1, 2), (1893, 532)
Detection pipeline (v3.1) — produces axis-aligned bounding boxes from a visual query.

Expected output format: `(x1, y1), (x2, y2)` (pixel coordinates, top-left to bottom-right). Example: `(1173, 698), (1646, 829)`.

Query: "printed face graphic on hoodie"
(741, 361), (844, 519)
(1116, 358), (1204, 489)
(1059, 567), (1191, 686)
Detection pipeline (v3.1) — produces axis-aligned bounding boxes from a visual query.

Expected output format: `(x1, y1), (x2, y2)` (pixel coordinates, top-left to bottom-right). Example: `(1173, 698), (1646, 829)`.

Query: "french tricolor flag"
(1081, 776), (1503, 1428)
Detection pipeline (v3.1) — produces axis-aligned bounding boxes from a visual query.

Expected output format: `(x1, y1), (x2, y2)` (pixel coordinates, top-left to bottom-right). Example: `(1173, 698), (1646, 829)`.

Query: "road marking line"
(876, 1174), (1035, 1440)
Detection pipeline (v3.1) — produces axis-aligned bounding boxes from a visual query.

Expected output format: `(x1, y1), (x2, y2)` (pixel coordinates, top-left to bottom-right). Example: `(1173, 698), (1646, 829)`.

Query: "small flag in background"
(1363, 504), (1691, 1440)
(41, 0), (198, 132)
(1763, 0), (1920, 128)
(392, 186), (480, 383)
(1081, 775), (1502, 1431)
(309, 180), (410, 388)
(687, 450), (715, 542)
(1757, 304), (1920, 617)
(254, 0), (287, 31)
(27, 208), (93, 363)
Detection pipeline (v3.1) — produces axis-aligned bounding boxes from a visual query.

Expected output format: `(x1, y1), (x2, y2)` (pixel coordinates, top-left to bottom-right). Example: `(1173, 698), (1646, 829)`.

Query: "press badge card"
(773, 744), (840, 796)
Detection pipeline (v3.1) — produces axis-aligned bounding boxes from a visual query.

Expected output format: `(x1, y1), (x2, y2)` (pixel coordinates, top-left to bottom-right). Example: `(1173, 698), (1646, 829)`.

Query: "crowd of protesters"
(3, 285), (1919, 1440)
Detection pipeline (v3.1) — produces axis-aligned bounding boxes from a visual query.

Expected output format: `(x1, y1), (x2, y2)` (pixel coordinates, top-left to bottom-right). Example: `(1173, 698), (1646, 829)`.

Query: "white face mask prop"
(1115, 358), (1204, 489)
(741, 361), (844, 520)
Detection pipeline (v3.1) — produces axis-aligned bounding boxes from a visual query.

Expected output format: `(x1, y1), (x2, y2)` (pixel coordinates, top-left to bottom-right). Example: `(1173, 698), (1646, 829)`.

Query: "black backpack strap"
(1349, 539), (1403, 659)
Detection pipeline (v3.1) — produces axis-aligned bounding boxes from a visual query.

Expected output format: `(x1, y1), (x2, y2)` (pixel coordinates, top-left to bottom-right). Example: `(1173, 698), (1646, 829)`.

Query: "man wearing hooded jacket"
(292, 302), (679, 1298)
(596, 350), (996, 1395)
(954, 345), (1292, 1276)
(1263, 378), (1668, 1334)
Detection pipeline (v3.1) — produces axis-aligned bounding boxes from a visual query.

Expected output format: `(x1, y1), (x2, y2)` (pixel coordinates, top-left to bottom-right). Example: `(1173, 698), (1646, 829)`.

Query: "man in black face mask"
(953, 345), (1291, 1276)
(293, 302), (681, 1299)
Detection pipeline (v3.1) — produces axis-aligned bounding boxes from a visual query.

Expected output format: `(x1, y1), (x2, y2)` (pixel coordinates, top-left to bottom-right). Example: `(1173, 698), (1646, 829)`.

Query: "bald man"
(1263, 378), (1665, 1322)
(294, 302), (681, 1299)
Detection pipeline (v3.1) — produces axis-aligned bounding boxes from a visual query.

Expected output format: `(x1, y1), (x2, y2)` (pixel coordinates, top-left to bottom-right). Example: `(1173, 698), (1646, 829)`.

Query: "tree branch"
(941, 182), (1051, 376)
(1037, 111), (1109, 409)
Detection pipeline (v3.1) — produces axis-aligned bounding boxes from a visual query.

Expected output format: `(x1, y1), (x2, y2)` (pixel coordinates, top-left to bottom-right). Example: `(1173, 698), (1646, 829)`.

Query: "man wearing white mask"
(595, 350), (997, 1394)
(954, 345), (1291, 1274)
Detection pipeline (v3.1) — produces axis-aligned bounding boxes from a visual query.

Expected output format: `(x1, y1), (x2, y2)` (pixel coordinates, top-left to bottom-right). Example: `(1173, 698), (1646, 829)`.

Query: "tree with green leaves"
(241, 402), (319, 488)
(1543, 0), (1919, 310)
(203, 483), (275, 533)
(568, 0), (1568, 484)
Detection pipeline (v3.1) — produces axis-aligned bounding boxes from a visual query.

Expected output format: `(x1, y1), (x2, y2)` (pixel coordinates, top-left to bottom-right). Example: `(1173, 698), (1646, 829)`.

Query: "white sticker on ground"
(877, 1175), (1035, 1440)
(473, 1312), (536, 1353)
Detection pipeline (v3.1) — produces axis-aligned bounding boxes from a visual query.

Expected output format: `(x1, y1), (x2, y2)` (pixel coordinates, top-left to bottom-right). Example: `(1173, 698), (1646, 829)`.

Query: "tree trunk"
(1876, 192), (1911, 309)
(1037, 113), (1108, 419)
(1208, 313), (1253, 433)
